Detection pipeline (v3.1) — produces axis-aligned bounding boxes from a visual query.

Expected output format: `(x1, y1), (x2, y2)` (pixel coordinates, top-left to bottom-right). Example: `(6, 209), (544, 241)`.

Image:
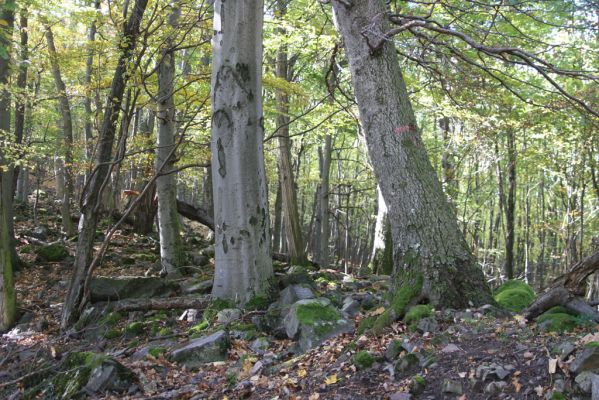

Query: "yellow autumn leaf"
(324, 374), (338, 385)
(0, 20), (8, 26)
(298, 368), (307, 378)
(370, 307), (385, 316)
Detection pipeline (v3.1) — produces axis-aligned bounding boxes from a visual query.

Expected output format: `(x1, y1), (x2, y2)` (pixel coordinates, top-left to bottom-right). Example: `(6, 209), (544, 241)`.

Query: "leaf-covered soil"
(1, 201), (597, 399)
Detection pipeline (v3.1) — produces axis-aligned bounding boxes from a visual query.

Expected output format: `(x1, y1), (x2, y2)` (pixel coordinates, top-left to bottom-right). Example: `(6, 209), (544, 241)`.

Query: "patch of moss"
(20, 244), (33, 254)
(550, 391), (567, 400)
(101, 311), (124, 326)
(494, 280), (535, 298)
(404, 304), (432, 326)
(353, 351), (375, 370)
(148, 347), (167, 358)
(158, 328), (172, 336)
(35, 243), (69, 262)
(284, 265), (314, 286)
(125, 322), (145, 335)
(296, 303), (341, 325)
(413, 374), (425, 385)
(203, 298), (235, 322)
(585, 341), (599, 348)
(372, 274), (423, 335)
(188, 319), (210, 335)
(537, 313), (579, 333)
(245, 295), (271, 311)
(103, 329), (122, 339)
(494, 288), (535, 312)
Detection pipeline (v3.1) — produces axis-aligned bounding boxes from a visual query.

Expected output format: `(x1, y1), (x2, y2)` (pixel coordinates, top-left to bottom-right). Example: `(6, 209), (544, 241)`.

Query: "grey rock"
(250, 337), (270, 354)
(416, 318), (438, 334)
(385, 340), (407, 361)
(216, 308), (242, 324)
(476, 363), (511, 381)
(455, 311), (473, 321)
(188, 253), (209, 266)
(279, 285), (315, 309)
(484, 381), (508, 394)
(441, 344), (461, 353)
(571, 346), (599, 374)
(442, 379), (463, 395)
(554, 378), (566, 392)
(85, 361), (135, 393)
(341, 298), (360, 317)
(575, 371), (597, 393)
(90, 276), (178, 302)
(200, 245), (215, 258)
(249, 360), (263, 375)
(592, 374), (599, 400)
(180, 280), (212, 295)
(169, 331), (229, 368)
(556, 342), (577, 361)
(395, 353), (420, 374)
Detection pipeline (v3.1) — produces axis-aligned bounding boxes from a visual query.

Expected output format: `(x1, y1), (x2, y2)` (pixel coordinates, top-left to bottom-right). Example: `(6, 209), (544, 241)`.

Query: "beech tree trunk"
(504, 130), (517, 279)
(210, 0), (273, 304)
(156, 2), (184, 276)
(275, 0), (306, 266)
(61, 0), (148, 328)
(46, 27), (76, 236)
(332, 0), (492, 307)
(0, 0), (16, 332)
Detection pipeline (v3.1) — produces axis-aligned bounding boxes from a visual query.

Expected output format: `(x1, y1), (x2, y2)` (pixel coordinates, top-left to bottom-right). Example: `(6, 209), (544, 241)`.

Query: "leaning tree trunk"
(0, 0), (16, 332)
(46, 27), (76, 236)
(61, 0), (148, 328)
(332, 0), (492, 311)
(274, 0), (306, 266)
(210, 0), (273, 304)
(156, 2), (184, 277)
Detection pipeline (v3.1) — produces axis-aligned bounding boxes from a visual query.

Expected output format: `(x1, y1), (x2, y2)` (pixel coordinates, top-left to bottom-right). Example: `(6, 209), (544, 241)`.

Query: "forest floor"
(1, 198), (597, 400)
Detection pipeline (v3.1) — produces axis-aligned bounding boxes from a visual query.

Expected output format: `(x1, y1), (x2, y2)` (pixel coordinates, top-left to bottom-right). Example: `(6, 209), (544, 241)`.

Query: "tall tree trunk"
(45, 27), (76, 236)
(12, 10), (27, 196)
(210, 0), (273, 304)
(0, 0), (16, 332)
(61, 0), (148, 328)
(504, 130), (516, 279)
(84, 0), (100, 169)
(275, 0), (306, 266)
(130, 109), (156, 234)
(439, 116), (457, 202)
(272, 179), (282, 254)
(319, 134), (332, 268)
(332, 0), (492, 309)
(156, 2), (184, 277)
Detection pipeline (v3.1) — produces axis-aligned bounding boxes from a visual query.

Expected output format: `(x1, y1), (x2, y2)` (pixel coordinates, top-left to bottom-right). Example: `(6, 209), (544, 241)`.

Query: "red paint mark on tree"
(394, 124), (417, 135)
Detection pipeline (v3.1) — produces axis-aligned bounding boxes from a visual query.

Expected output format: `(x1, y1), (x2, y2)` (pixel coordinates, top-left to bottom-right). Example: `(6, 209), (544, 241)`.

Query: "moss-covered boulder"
(282, 298), (352, 352)
(353, 351), (375, 370)
(493, 280), (535, 312)
(537, 312), (580, 333)
(35, 243), (69, 262)
(25, 352), (135, 399)
(169, 330), (230, 368)
(280, 265), (314, 288)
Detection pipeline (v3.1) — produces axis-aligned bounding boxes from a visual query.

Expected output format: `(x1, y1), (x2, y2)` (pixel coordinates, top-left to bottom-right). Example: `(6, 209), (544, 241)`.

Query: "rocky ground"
(1, 199), (599, 399)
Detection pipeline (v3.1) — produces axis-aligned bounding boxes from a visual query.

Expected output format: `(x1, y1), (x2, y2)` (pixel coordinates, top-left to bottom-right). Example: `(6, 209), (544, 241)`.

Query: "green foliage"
(357, 316), (376, 335)
(352, 351), (375, 370)
(125, 322), (144, 335)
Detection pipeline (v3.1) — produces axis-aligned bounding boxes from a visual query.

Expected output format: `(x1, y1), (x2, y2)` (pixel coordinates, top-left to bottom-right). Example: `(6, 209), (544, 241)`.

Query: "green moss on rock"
(35, 243), (69, 262)
(125, 322), (145, 335)
(245, 295), (271, 311)
(357, 316), (376, 335)
(404, 305), (433, 325)
(493, 281), (536, 312)
(296, 302), (341, 325)
(353, 351), (375, 370)
(372, 274), (423, 335)
(537, 312), (579, 333)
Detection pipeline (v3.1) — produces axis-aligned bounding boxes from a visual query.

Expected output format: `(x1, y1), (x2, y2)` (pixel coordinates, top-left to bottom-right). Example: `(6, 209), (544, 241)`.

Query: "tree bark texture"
(370, 186), (393, 275)
(210, 0), (273, 304)
(332, 0), (492, 307)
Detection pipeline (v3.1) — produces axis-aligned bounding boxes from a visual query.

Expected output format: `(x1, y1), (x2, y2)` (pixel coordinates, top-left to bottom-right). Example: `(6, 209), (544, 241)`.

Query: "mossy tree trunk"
(332, 0), (492, 309)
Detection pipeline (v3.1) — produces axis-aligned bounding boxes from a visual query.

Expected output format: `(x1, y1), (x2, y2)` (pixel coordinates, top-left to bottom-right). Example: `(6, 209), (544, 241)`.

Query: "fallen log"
(105, 295), (211, 313)
(176, 200), (214, 231)
(523, 250), (599, 322)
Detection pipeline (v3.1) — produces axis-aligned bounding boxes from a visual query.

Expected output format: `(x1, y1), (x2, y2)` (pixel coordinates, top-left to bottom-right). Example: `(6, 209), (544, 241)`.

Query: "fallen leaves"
(324, 374), (338, 385)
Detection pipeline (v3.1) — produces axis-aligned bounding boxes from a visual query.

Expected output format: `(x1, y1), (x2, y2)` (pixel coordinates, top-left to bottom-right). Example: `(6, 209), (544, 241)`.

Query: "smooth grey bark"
(275, 0), (306, 266)
(45, 27), (76, 236)
(156, 2), (184, 276)
(61, 0), (148, 328)
(84, 0), (101, 167)
(332, 0), (492, 307)
(370, 185), (392, 275)
(210, 0), (273, 304)
(0, 0), (16, 332)
(272, 179), (282, 254)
